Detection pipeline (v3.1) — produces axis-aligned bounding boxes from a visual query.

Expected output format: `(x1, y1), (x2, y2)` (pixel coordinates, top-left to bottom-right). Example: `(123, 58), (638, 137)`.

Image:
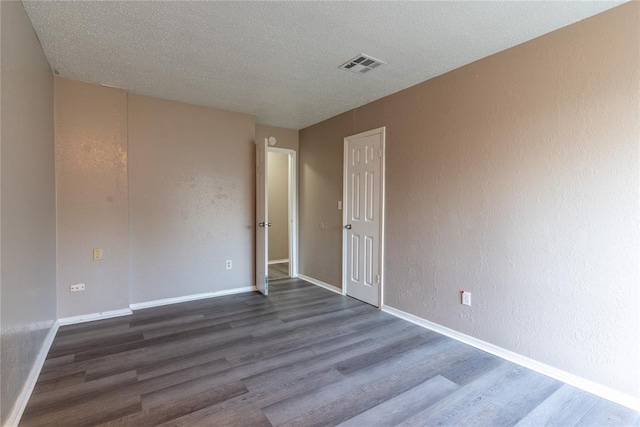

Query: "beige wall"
(267, 152), (289, 261)
(0, 2), (56, 423)
(53, 84), (256, 309)
(55, 78), (129, 318)
(129, 95), (255, 303)
(299, 2), (640, 400)
(299, 112), (352, 286)
(256, 124), (299, 151)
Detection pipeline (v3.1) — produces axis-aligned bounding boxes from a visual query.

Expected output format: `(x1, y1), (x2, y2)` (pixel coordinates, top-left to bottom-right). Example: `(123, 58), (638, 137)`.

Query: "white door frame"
(267, 147), (298, 278)
(342, 127), (386, 307)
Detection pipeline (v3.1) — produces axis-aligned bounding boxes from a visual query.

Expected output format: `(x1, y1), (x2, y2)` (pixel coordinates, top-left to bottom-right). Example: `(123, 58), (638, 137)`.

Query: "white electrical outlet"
(93, 248), (103, 260)
(70, 283), (85, 292)
(461, 291), (471, 306)
(225, 260), (232, 270)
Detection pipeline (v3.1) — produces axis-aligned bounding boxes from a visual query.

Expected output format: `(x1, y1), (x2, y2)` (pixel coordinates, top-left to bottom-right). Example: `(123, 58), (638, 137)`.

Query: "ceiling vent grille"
(339, 54), (385, 74)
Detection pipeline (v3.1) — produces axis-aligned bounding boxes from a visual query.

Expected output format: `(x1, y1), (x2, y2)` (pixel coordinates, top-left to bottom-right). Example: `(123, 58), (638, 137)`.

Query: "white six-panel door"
(343, 127), (385, 307)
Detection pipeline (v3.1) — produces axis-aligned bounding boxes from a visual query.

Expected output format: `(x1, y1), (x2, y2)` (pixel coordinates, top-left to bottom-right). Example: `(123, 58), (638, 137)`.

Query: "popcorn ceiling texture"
(22, 1), (622, 129)
(299, 3), (639, 400)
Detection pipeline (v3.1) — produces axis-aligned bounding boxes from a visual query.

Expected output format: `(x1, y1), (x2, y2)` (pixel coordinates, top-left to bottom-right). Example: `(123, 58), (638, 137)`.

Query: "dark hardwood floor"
(20, 279), (639, 426)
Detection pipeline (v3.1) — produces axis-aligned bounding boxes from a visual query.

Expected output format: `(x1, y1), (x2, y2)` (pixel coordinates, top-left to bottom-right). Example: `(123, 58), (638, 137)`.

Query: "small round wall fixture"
(267, 136), (277, 146)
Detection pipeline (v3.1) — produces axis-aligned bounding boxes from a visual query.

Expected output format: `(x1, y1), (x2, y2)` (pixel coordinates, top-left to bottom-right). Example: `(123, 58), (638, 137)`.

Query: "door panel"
(256, 138), (268, 295)
(351, 234), (360, 282)
(365, 235), (373, 286)
(351, 172), (360, 220)
(344, 128), (384, 306)
(366, 171), (374, 221)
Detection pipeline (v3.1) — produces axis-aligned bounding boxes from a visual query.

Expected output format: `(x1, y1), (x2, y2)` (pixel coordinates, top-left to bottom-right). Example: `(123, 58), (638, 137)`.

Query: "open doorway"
(267, 147), (297, 281)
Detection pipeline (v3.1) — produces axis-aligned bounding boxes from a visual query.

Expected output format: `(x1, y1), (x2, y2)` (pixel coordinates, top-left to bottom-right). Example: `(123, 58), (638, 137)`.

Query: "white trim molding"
(268, 259), (289, 265)
(6, 321), (59, 427)
(129, 286), (256, 311)
(298, 274), (344, 295)
(57, 308), (132, 326)
(381, 304), (640, 412)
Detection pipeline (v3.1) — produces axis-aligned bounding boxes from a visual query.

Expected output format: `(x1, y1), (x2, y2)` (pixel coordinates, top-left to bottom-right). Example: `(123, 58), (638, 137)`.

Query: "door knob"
(345, 224), (352, 230)
(258, 222), (265, 228)
(266, 223), (272, 227)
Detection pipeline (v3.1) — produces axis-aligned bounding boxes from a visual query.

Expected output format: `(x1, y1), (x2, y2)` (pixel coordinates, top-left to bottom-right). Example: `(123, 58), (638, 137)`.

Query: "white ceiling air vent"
(339, 54), (385, 74)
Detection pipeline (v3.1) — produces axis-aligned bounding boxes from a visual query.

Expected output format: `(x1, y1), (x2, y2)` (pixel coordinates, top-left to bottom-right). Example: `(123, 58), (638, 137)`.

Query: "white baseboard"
(129, 286), (256, 311)
(268, 259), (289, 265)
(5, 320), (59, 427)
(57, 308), (133, 326)
(381, 305), (640, 412)
(298, 274), (344, 295)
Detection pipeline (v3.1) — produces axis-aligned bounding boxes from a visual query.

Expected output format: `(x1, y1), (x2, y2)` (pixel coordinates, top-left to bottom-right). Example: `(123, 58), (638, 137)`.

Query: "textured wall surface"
(255, 125), (299, 152)
(129, 95), (255, 303)
(267, 152), (289, 261)
(298, 3), (639, 399)
(55, 78), (129, 318)
(299, 112), (352, 287)
(0, 2), (56, 423)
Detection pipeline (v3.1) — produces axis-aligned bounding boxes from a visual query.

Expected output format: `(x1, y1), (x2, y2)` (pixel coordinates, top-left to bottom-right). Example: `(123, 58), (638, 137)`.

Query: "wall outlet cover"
(70, 283), (86, 292)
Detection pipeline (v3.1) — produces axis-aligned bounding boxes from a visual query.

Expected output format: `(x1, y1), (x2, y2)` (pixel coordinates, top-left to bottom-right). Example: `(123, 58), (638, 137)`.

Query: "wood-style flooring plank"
(395, 362), (555, 427)
(22, 371), (138, 421)
(19, 279), (639, 427)
(37, 348), (148, 382)
(277, 355), (462, 427)
(337, 375), (460, 427)
(441, 350), (504, 386)
(260, 337), (478, 425)
(106, 381), (248, 426)
(156, 368), (346, 426)
(515, 384), (600, 427)
(575, 397), (640, 426)
(20, 390), (142, 427)
(31, 370), (86, 395)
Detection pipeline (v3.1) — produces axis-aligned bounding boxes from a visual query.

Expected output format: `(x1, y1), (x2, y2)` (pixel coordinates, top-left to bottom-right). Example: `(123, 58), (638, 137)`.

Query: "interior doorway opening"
(267, 147), (297, 281)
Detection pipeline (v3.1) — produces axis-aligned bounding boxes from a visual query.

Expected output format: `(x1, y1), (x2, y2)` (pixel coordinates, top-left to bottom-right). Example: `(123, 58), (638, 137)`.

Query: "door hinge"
(378, 148), (382, 158)
(375, 274), (380, 284)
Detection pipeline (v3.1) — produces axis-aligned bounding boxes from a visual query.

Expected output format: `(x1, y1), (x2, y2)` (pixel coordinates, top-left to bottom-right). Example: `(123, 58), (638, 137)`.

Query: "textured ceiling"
(23, 1), (624, 129)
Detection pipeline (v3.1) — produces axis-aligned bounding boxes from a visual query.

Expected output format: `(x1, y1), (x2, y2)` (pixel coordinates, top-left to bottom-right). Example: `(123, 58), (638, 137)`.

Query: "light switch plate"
(461, 291), (471, 306)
